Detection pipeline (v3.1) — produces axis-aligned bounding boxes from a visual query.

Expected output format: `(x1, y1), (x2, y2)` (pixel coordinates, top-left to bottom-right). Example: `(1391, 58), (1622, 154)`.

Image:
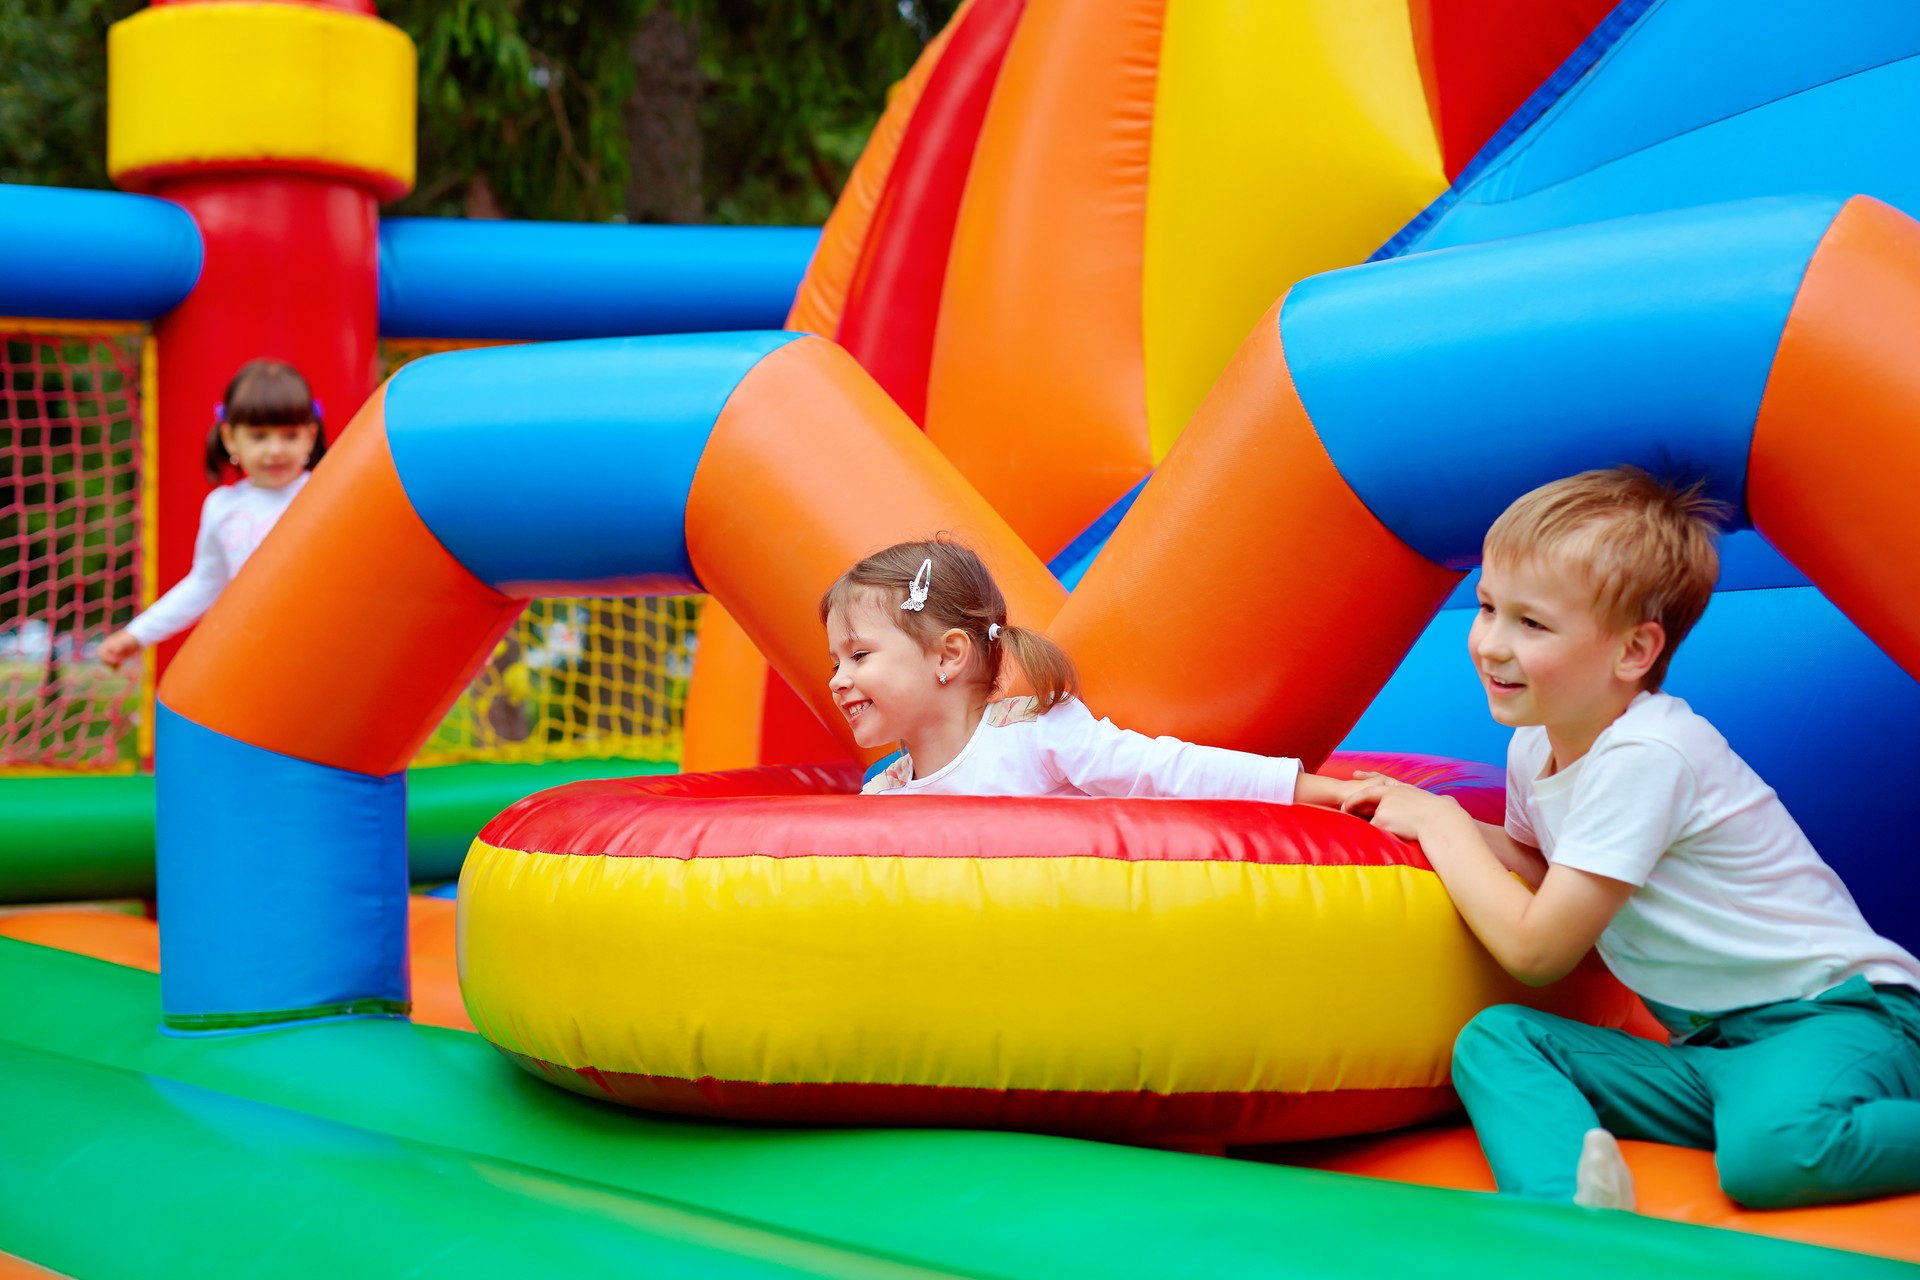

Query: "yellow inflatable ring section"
(458, 761), (1631, 1145)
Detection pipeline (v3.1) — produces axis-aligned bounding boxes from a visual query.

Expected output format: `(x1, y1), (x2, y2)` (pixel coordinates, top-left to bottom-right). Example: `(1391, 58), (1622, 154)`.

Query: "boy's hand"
(1340, 771), (1460, 841)
(1337, 770), (1400, 817)
(1349, 772), (1632, 983)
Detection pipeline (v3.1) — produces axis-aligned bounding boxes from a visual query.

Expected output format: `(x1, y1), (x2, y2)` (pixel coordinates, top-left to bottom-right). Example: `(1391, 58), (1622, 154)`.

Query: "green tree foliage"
(385, 0), (651, 222)
(697, 0), (961, 225)
(0, 0), (144, 191)
(0, 0), (962, 225)
(386, 0), (964, 224)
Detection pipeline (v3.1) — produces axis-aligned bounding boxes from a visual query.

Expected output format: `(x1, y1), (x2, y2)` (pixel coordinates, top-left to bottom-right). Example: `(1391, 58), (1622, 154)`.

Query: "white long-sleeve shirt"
(125, 474), (308, 646)
(863, 695), (1301, 802)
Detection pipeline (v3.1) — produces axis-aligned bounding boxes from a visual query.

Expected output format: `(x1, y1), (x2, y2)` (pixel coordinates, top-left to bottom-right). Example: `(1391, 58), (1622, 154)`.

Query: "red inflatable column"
(107, 0), (415, 676)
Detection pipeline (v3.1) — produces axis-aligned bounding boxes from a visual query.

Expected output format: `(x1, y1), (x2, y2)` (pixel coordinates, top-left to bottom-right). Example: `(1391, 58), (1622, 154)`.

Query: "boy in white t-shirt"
(1344, 467), (1920, 1211)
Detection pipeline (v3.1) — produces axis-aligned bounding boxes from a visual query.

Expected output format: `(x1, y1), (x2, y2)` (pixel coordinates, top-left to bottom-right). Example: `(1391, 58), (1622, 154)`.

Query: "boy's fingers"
(1370, 790), (1404, 823)
(1342, 780), (1388, 814)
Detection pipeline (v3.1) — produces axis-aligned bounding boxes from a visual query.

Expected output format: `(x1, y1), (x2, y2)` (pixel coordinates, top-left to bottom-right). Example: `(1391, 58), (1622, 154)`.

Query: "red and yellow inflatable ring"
(457, 758), (1631, 1146)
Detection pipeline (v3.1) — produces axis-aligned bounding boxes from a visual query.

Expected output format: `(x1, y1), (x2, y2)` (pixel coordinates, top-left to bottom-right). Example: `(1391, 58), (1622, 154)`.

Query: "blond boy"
(1345, 467), (1920, 1210)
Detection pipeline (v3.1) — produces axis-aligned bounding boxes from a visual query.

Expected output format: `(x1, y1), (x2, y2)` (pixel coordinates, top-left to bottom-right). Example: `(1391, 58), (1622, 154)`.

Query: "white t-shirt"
(125, 474), (309, 646)
(1507, 691), (1920, 1013)
(864, 695), (1300, 803)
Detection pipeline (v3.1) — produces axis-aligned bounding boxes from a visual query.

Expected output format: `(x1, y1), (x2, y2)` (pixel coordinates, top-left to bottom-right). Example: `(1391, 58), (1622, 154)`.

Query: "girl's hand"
(98, 630), (142, 669)
(1336, 770), (1396, 816)
(1294, 772), (1376, 809)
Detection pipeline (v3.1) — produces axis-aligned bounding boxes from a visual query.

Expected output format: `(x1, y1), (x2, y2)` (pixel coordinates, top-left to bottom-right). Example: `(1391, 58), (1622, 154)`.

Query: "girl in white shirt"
(821, 539), (1360, 806)
(100, 359), (326, 668)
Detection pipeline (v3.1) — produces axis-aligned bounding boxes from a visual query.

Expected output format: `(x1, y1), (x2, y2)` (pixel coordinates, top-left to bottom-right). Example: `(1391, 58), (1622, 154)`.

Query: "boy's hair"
(203, 358), (328, 483)
(1485, 466), (1727, 690)
(818, 538), (1080, 711)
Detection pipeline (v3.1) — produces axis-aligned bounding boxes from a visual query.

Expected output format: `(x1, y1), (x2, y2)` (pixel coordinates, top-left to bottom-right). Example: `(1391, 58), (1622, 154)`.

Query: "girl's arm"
(121, 492), (231, 648)
(1350, 784), (1633, 985)
(1040, 699), (1302, 803)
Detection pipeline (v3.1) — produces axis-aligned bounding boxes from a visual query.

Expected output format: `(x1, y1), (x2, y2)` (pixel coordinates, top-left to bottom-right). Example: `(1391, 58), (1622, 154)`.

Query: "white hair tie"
(986, 623), (1002, 641)
(900, 557), (932, 612)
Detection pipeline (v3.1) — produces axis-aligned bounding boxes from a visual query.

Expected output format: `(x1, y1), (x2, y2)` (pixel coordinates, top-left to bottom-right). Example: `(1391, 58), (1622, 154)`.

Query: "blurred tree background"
(0, 0), (964, 225)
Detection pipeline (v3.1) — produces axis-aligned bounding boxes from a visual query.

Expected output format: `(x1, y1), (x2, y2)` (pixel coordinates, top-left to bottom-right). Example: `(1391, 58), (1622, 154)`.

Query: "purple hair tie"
(311, 397), (324, 420)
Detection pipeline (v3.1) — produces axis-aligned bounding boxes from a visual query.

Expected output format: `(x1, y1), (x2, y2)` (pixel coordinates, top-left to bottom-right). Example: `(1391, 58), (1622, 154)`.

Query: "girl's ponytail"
(203, 416), (230, 484)
(998, 625), (1078, 711)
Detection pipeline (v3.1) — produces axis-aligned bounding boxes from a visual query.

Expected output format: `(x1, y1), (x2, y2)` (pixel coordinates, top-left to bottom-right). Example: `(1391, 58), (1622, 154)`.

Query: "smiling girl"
(100, 359), (327, 668)
(820, 538), (1361, 804)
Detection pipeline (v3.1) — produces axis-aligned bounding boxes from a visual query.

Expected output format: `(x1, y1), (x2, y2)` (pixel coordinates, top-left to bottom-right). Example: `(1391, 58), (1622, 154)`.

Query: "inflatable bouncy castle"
(5, 1), (1920, 1276)
(0, 1), (817, 902)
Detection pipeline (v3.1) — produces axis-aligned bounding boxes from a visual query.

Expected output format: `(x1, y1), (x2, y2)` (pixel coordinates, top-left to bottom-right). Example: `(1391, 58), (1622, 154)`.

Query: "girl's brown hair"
(818, 538), (1080, 711)
(203, 358), (328, 483)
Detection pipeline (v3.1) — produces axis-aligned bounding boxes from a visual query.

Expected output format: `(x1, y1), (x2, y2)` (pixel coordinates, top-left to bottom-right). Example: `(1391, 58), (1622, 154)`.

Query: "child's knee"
(1454, 1005), (1545, 1062)
(1715, 1116), (1852, 1210)
(1452, 1005), (1553, 1092)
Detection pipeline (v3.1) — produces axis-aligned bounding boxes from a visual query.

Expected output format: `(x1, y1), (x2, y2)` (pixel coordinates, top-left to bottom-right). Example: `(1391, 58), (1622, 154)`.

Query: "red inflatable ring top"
(456, 754), (1633, 1146)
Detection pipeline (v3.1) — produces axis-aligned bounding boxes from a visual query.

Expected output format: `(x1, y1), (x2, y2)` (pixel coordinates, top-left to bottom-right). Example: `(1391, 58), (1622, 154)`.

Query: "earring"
(228, 454), (239, 465)
(938, 673), (949, 685)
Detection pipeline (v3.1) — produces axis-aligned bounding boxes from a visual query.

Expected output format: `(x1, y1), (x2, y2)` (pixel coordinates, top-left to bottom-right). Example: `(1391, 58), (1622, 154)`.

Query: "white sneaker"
(1573, 1128), (1637, 1211)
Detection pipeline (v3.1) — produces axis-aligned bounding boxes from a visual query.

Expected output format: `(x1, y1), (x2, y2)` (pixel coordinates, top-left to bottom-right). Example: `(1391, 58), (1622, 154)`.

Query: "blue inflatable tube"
(155, 707), (408, 1031)
(378, 219), (820, 341)
(1284, 196), (1843, 567)
(0, 184), (202, 321)
(383, 332), (800, 589)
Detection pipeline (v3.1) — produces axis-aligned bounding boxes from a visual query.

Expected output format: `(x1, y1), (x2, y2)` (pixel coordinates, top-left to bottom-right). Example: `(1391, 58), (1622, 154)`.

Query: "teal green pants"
(1451, 976), (1920, 1208)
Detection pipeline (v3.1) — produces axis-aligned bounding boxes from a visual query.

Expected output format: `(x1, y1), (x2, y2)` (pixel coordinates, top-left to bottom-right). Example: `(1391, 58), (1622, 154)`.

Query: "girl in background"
(100, 359), (326, 668)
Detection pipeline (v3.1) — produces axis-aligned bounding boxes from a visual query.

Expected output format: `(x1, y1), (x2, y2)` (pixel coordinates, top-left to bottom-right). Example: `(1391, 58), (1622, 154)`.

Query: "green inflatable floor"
(1, 941), (1913, 1279)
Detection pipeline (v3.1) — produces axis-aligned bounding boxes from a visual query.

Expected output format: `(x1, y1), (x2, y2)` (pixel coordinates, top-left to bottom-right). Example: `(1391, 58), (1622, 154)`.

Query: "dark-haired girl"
(100, 359), (326, 668)
(822, 539), (1364, 804)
